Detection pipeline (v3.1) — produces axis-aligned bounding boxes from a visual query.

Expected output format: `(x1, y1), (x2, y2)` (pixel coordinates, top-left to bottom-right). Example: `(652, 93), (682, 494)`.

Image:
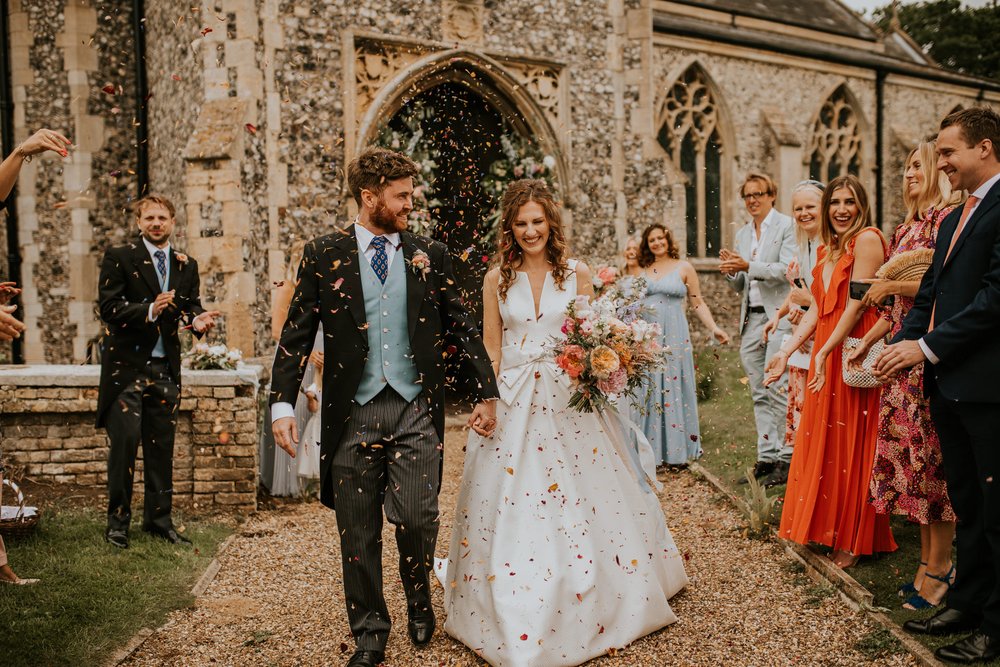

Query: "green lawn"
(0, 503), (232, 667)
(696, 346), (998, 665)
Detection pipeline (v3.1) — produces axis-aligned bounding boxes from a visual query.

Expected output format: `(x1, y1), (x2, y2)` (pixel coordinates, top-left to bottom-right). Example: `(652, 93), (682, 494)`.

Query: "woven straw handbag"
(841, 337), (884, 389)
(876, 248), (934, 282)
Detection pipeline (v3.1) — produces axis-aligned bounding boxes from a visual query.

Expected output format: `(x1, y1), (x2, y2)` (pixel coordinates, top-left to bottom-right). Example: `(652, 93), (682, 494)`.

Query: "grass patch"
(854, 627), (903, 659)
(803, 582), (836, 608)
(0, 503), (232, 667)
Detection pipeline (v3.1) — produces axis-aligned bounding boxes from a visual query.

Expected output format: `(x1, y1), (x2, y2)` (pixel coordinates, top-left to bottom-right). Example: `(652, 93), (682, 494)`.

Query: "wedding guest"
(847, 142), (957, 610)
(638, 223), (729, 467)
(261, 241), (322, 497)
(761, 180), (824, 487)
(0, 129), (72, 340)
(765, 174), (896, 568)
(621, 236), (642, 277)
(0, 462), (38, 585)
(877, 108), (1000, 664)
(97, 195), (220, 549)
(720, 173), (797, 485)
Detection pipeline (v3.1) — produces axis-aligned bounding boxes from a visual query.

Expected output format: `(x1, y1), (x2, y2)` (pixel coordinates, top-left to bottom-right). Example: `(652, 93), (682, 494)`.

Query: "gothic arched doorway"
(376, 80), (555, 400)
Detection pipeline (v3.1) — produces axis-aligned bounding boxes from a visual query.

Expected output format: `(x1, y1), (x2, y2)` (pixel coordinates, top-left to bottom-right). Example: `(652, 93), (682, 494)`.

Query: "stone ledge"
(0, 364), (263, 387)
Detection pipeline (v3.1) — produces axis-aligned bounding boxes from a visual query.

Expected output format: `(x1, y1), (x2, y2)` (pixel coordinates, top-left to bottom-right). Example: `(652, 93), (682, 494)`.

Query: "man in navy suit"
(877, 107), (1000, 664)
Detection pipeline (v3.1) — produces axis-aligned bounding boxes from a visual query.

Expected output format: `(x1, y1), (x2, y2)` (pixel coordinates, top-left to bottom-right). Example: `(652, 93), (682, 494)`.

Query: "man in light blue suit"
(720, 173), (797, 487)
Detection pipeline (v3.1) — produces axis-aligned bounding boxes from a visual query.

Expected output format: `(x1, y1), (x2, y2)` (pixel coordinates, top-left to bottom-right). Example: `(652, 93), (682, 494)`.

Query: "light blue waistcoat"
(355, 248), (421, 405)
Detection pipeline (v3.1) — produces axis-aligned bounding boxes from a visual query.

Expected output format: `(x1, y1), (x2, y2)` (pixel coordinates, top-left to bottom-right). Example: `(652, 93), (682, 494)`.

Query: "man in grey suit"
(720, 173), (797, 487)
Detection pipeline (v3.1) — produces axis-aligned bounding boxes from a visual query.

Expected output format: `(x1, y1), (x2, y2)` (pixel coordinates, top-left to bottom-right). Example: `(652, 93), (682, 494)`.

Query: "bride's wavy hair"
(495, 179), (570, 301)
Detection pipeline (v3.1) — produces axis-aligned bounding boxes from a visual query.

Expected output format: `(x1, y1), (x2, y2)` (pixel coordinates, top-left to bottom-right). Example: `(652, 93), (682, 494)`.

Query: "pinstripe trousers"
(331, 386), (440, 651)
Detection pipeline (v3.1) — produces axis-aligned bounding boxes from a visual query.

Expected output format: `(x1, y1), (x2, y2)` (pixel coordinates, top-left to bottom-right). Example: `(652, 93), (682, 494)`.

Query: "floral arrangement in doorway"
(375, 101), (442, 237)
(480, 132), (557, 245)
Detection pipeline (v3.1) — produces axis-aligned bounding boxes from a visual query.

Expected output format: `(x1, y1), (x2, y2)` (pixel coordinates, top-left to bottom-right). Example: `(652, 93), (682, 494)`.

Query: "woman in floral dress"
(847, 142), (958, 609)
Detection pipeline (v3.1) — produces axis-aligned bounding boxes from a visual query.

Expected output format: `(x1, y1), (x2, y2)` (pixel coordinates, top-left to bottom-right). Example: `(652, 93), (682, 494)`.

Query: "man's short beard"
(370, 195), (408, 233)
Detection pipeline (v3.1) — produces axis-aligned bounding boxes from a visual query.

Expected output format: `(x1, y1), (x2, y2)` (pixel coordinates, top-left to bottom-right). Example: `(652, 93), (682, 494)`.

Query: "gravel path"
(124, 426), (916, 666)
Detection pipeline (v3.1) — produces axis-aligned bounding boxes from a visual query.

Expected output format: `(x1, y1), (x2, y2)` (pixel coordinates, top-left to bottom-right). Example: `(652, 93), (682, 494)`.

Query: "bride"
(438, 180), (689, 666)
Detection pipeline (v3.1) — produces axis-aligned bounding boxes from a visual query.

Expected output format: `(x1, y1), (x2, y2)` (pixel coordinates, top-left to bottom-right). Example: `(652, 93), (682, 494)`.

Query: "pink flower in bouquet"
(556, 344), (586, 379)
(596, 265), (618, 286)
(561, 316), (576, 335)
(579, 319), (594, 335)
(589, 345), (621, 379)
(597, 367), (628, 395)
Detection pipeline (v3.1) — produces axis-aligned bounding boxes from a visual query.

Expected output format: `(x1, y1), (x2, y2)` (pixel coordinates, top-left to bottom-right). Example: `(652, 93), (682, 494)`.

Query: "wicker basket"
(876, 248), (934, 282)
(0, 478), (40, 538)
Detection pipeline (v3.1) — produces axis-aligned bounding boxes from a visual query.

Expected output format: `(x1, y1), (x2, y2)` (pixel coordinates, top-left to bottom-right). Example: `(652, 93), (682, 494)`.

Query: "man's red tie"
(930, 195), (979, 332)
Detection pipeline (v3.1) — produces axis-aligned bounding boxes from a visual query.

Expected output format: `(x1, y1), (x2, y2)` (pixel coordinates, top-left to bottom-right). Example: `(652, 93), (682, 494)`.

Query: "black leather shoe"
(903, 607), (982, 636)
(739, 460), (775, 484)
(145, 527), (192, 545)
(935, 631), (1000, 664)
(104, 528), (129, 549)
(407, 609), (436, 646)
(345, 649), (384, 667)
(763, 461), (790, 488)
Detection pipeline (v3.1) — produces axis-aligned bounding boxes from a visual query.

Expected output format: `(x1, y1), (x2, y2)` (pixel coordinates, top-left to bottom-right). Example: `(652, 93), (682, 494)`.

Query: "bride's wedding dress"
(438, 261), (688, 667)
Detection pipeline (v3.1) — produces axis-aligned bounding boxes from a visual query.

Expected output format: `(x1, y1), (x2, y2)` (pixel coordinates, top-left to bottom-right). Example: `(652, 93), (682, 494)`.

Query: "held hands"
(468, 400), (497, 438)
(0, 305), (26, 341)
(858, 279), (894, 307)
(192, 310), (222, 333)
(874, 340), (926, 382)
(17, 128), (72, 159)
(0, 282), (21, 306)
(273, 416), (299, 457)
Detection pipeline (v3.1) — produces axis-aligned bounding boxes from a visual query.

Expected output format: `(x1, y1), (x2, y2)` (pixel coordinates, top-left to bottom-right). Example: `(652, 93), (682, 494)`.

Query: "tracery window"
(808, 86), (863, 182)
(657, 66), (723, 258)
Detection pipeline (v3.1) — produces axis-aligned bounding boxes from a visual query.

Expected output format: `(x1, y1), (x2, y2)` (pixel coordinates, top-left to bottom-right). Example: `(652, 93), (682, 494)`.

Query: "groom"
(271, 147), (499, 667)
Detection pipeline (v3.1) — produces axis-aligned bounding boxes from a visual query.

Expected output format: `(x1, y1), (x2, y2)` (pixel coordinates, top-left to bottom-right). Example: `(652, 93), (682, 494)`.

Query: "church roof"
(669, 0), (878, 41)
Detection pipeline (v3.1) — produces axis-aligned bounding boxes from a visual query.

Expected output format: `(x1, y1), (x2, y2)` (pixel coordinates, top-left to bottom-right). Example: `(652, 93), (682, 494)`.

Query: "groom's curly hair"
(496, 179), (570, 302)
(347, 147), (420, 206)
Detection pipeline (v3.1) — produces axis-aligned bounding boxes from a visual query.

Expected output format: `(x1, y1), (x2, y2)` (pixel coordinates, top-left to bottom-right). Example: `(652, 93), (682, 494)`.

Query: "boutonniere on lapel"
(409, 250), (431, 280)
(174, 252), (189, 266)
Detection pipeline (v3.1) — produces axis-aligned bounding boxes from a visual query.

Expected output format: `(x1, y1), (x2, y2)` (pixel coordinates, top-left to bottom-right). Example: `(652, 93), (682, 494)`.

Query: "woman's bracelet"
(14, 144), (32, 163)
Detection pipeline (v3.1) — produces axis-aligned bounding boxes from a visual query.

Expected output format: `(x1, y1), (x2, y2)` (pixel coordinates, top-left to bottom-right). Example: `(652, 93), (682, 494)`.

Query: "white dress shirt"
(142, 237), (170, 358)
(919, 170), (1000, 364)
(747, 208), (775, 308)
(272, 223), (401, 422)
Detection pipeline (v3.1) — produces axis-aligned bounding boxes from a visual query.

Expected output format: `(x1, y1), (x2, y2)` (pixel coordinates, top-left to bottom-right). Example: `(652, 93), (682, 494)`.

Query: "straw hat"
(876, 248), (934, 281)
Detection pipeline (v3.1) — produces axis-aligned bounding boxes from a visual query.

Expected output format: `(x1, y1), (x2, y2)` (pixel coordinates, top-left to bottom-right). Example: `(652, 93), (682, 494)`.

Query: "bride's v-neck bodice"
(496, 261), (577, 401)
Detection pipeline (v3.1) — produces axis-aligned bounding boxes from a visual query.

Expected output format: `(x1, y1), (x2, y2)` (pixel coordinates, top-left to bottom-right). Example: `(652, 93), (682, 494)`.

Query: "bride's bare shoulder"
(484, 267), (501, 287)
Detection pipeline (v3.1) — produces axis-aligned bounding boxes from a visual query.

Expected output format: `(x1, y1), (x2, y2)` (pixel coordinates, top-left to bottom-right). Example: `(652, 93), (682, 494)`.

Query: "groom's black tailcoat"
(895, 176), (1000, 637)
(270, 225), (499, 509)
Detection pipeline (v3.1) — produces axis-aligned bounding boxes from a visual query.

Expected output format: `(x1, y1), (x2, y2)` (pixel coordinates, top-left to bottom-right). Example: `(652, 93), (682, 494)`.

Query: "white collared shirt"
(919, 170), (1000, 364)
(353, 221), (401, 271)
(748, 208), (775, 308)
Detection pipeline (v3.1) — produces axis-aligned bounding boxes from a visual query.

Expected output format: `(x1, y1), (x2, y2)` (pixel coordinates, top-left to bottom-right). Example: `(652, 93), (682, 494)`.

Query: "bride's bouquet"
(552, 277), (667, 413)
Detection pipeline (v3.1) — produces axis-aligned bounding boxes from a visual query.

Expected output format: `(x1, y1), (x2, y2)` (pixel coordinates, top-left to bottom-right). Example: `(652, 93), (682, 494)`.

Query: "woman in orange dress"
(764, 174), (897, 568)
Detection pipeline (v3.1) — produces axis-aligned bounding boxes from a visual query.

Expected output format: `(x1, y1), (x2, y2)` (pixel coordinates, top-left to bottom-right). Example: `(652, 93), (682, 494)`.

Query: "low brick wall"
(0, 365), (263, 515)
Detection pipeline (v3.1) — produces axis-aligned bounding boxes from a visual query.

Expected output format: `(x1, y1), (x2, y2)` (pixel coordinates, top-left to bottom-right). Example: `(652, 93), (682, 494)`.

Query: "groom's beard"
(370, 196), (410, 234)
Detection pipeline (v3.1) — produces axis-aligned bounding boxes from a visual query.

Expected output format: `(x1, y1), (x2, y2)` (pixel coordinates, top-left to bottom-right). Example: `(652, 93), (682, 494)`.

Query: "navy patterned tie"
(154, 249), (167, 288)
(370, 236), (388, 284)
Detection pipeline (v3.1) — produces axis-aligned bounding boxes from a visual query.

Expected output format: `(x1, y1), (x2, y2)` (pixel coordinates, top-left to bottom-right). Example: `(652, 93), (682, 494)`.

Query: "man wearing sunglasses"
(720, 173), (797, 487)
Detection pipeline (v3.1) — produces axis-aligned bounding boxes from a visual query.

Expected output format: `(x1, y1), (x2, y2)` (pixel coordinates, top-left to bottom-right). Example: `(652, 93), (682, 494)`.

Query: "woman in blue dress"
(638, 224), (730, 466)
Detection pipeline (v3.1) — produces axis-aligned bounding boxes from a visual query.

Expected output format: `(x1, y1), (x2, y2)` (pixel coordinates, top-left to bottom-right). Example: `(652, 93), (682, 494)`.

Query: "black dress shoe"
(407, 609), (435, 646)
(935, 631), (1000, 664)
(345, 649), (384, 667)
(104, 528), (129, 549)
(144, 527), (192, 545)
(739, 460), (775, 484)
(762, 461), (790, 488)
(903, 607), (982, 636)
